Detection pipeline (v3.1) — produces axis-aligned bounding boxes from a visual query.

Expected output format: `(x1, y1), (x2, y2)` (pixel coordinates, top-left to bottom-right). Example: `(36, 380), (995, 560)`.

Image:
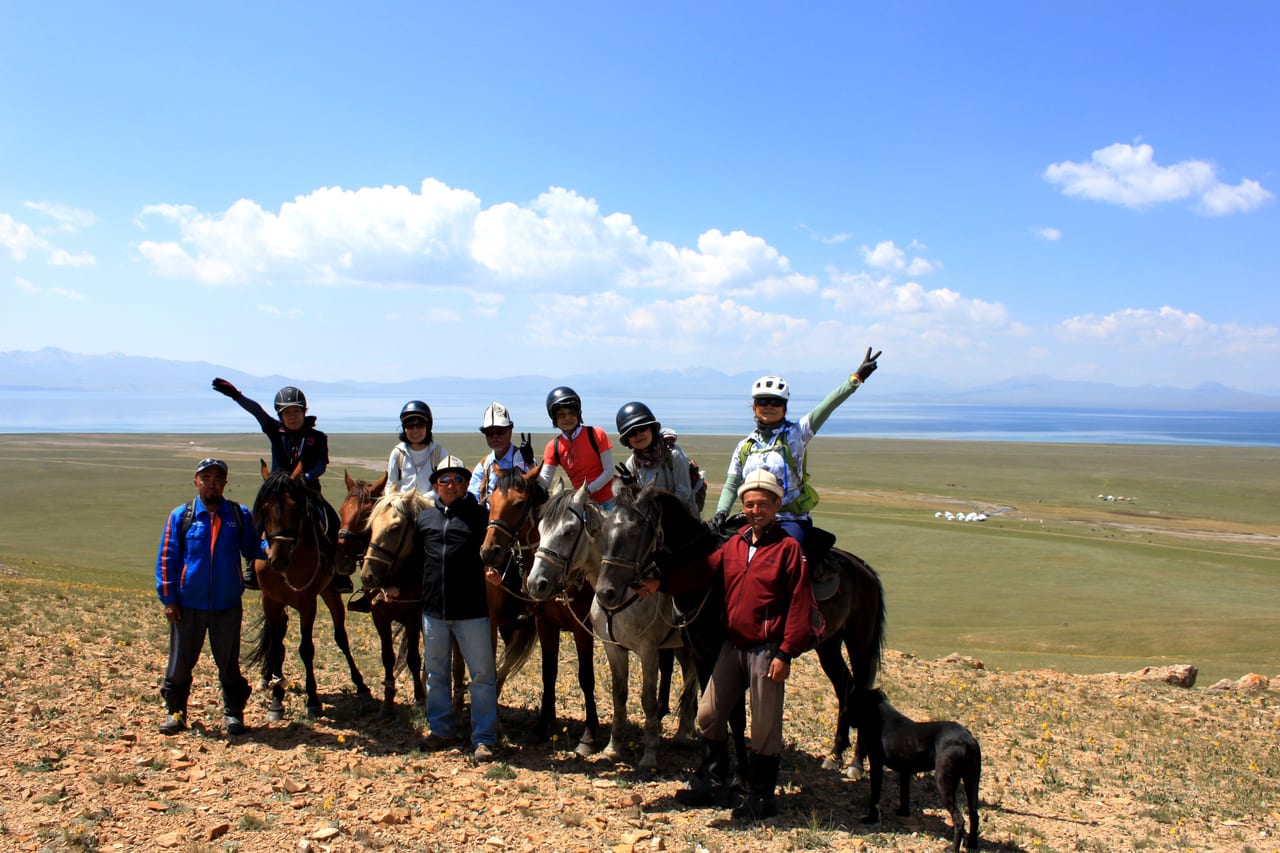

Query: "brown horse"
(336, 469), (388, 578)
(358, 488), (433, 718)
(244, 461), (371, 721)
(480, 467), (601, 754)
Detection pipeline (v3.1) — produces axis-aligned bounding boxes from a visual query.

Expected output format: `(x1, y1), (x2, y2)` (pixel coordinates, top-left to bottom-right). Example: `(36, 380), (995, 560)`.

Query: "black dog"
(853, 688), (981, 852)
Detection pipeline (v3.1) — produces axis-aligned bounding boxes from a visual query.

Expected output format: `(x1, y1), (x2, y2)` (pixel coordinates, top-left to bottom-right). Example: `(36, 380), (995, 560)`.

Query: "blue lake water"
(3, 390), (1278, 447)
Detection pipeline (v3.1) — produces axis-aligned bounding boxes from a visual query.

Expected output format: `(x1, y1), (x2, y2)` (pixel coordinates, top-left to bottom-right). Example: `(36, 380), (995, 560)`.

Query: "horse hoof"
(821, 756), (839, 771)
(574, 741), (597, 758)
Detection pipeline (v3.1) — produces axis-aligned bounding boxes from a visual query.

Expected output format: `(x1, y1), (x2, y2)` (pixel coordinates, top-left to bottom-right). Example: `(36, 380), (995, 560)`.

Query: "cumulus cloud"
(136, 180), (814, 300)
(861, 239), (938, 275)
(1044, 143), (1273, 215)
(1034, 227), (1062, 241)
(1057, 306), (1279, 353)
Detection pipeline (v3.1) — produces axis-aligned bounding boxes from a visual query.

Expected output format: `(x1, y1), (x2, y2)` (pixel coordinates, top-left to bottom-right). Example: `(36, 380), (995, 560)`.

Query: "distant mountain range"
(3, 347), (1279, 411)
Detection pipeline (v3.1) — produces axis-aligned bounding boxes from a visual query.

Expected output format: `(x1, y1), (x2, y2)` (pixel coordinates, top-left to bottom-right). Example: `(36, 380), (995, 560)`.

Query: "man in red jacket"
(661, 468), (814, 820)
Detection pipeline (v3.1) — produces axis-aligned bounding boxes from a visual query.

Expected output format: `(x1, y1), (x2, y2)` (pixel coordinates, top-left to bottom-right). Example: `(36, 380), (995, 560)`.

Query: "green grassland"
(1, 432), (1277, 685)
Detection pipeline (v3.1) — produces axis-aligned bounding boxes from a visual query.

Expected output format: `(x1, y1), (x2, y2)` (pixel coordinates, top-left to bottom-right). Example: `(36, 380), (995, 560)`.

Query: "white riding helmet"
(751, 375), (790, 401)
(481, 402), (513, 430)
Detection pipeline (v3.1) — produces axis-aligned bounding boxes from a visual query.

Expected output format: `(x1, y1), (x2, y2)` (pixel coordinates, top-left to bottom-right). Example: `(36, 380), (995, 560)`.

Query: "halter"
(533, 500), (592, 591)
(485, 494), (537, 592)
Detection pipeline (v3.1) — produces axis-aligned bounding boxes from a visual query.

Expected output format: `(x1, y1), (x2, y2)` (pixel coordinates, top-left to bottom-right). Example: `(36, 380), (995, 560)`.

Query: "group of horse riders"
(155, 348), (881, 818)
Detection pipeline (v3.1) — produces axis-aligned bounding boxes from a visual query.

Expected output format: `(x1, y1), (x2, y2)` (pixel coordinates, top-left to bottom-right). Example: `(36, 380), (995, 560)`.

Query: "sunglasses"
(404, 420), (428, 429)
(481, 427), (511, 437)
(755, 397), (787, 408)
(435, 474), (466, 485)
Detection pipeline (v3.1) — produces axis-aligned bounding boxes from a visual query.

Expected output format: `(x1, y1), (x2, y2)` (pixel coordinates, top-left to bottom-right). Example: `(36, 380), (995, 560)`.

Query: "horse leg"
(263, 606), (289, 722)
(572, 623), (600, 756)
(322, 585), (372, 704)
(656, 647), (674, 719)
(408, 621), (425, 705)
(375, 613), (397, 719)
(530, 615), (560, 743)
(816, 635), (854, 771)
(636, 643), (663, 773)
(602, 640), (630, 763)
(297, 604), (322, 718)
(673, 644), (699, 744)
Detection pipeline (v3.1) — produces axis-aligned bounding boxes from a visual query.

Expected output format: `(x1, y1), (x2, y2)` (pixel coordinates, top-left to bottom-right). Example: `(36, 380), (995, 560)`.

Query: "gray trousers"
(696, 639), (786, 757)
(161, 604), (250, 715)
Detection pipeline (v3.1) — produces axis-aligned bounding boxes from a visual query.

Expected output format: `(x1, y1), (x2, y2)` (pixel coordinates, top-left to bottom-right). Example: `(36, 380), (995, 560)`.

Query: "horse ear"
(525, 464), (542, 484)
(344, 469), (355, 491)
(372, 472), (388, 497)
(289, 460), (304, 481)
(259, 459), (270, 480)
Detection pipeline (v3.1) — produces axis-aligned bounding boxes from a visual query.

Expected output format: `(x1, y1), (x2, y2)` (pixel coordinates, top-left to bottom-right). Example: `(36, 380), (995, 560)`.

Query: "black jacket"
(416, 493), (489, 621)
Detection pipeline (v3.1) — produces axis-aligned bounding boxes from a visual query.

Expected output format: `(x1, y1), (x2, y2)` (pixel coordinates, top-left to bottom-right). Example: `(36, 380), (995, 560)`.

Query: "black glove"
(615, 463), (635, 485)
(212, 377), (240, 398)
(707, 510), (728, 533)
(856, 347), (882, 382)
(518, 432), (535, 467)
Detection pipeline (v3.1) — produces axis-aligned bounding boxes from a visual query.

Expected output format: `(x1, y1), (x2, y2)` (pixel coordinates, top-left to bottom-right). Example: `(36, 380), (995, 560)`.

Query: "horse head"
(526, 483), (602, 602)
(480, 465), (545, 574)
(595, 481), (666, 611)
(360, 489), (432, 592)
(253, 460), (314, 574)
(337, 469), (388, 576)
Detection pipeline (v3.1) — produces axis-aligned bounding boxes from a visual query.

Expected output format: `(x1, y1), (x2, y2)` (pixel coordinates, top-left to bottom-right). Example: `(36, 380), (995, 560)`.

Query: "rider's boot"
(675, 738), (730, 807)
(731, 752), (780, 820)
(242, 562), (259, 590)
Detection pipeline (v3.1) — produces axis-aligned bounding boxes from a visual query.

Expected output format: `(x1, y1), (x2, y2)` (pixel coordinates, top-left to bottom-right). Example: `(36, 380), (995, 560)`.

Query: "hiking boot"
(159, 712), (187, 735)
(346, 590), (372, 613)
(472, 743), (495, 762)
(419, 732), (456, 752)
(331, 573), (353, 594)
(242, 565), (259, 590)
(675, 739), (730, 807)
(731, 753), (779, 820)
(223, 714), (247, 736)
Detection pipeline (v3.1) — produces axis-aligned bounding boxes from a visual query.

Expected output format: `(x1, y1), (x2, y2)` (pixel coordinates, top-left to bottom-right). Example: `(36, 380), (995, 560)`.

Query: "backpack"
(735, 428), (820, 514)
(552, 426), (601, 468)
(179, 500), (254, 565)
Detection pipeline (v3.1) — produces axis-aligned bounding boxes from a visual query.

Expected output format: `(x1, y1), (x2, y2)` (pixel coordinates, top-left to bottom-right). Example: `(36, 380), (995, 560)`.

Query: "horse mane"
(253, 470), (336, 561)
(541, 485), (583, 522)
(616, 481), (718, 569)
(369, 488), (434, 525)
(494, 467), (548, 509)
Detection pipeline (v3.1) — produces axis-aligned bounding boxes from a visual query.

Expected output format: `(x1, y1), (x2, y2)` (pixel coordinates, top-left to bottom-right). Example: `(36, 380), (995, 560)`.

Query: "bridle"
(485, 491), (538, 593)
(533, 501), (593, 593)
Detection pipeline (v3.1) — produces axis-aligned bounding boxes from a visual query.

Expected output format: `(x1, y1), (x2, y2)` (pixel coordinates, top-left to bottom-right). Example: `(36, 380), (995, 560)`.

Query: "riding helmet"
(616, 401), (659, 446)
(399, 400), (433, 428)
(751, 375), (790, 402)
(481, 402), (513, 431)
(274, 386), (308, 413)
(545, 386), (581, 423)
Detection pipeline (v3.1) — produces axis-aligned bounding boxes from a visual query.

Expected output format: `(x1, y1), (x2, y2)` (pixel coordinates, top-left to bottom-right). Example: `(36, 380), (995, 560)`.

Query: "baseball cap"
(195, 458), (228, 475)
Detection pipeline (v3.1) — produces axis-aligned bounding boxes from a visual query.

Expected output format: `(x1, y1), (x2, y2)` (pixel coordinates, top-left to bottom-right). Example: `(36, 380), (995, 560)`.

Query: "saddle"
(806, 527), (840, 602)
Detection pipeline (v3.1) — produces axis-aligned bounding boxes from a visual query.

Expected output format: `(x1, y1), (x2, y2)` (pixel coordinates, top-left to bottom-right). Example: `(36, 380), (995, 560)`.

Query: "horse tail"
(840, 549), (887, 691)
(495, 616), (538, 693)
(243, 611), (270, 670)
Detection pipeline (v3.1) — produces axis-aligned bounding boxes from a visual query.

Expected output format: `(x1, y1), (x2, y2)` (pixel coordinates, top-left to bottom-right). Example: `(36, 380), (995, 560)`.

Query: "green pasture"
(1, 433), (1277, 685)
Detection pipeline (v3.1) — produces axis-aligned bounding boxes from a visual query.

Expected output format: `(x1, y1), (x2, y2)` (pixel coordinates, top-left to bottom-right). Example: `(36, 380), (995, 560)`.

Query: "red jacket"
(672, 522), (814, 663)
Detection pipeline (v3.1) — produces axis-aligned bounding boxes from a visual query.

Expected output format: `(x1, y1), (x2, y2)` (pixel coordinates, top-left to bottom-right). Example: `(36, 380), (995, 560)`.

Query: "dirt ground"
(2, 573), (1278, 853)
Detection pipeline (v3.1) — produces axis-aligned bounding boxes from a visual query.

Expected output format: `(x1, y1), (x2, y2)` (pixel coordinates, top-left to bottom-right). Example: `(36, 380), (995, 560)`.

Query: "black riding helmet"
(398, 400), (434, 444)
(545, 386), (581, 424)
(616, 401), (659, 447)
(274, 386), (307, 414)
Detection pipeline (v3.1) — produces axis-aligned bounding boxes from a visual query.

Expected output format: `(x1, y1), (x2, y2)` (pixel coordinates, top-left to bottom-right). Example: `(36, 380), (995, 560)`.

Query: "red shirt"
(542, 426), (614, 503)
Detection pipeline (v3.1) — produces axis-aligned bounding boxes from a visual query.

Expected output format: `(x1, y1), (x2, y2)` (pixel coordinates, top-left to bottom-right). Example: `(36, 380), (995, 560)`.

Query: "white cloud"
(798, 224), (852, 244)
(257, 303), (303, 320)
(48, 287), (87, 301)
(1, 211), (96, 265)
(861, 239), (938, 276)
(1034, 227), (1062, 241)
(47, 248), (96, 267)
(136, 179), (817, 301)
(1044, 143), (1273, 215)
(15, 276), (38, 292)
(1057, 306), (1279, 353)
(24, 201), (97, 232)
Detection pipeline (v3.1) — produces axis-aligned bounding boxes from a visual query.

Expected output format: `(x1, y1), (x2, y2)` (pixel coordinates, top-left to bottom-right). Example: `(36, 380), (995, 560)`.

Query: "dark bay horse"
(245, 461), (371, 721)
(527, 483), (698, 771)
(336, 469), (388, 578)
(359, 488), (433, 718)
(600, 482), (888, 772)
(480, 467), (601, 754)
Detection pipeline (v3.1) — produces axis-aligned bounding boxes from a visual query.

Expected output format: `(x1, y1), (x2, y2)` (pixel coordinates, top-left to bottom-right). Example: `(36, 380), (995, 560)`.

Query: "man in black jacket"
(417, 456), (498, 761)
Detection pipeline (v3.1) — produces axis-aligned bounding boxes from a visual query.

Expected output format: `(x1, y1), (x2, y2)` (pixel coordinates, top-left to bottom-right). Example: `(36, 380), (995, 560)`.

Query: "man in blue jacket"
(155, 458), (260, 736)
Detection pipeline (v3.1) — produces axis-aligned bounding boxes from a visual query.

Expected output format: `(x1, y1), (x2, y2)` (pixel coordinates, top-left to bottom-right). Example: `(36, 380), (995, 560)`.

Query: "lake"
(3, 389), (1279, 446)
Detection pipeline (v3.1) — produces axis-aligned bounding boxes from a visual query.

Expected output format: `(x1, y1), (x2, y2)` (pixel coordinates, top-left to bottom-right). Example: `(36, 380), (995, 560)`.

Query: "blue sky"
(3, 2), (1278, 393)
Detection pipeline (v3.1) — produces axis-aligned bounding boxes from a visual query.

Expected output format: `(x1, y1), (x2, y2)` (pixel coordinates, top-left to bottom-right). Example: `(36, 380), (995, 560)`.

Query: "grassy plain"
(1, 432), (1277, 684)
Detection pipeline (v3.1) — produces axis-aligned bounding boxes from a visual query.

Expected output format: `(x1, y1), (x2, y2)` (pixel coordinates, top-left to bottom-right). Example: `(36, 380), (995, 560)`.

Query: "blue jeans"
(422, 613), (498, 747)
